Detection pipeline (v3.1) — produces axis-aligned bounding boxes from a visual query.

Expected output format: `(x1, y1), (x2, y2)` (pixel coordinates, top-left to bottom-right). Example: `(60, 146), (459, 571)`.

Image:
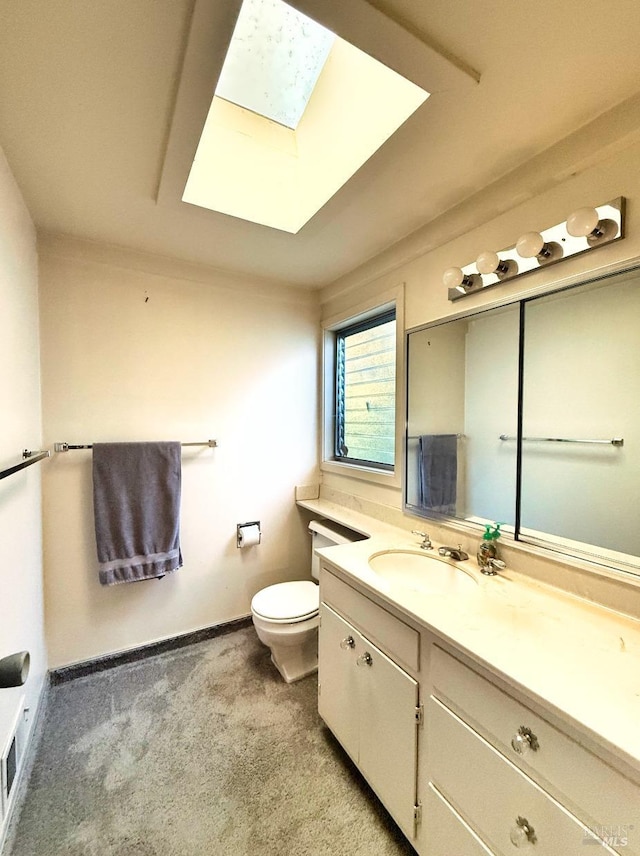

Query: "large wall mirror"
(405, 264), (640, 574)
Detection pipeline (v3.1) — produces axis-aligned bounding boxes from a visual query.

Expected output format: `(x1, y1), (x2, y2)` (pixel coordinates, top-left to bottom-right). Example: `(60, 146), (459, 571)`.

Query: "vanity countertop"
(298, 498), (640, 775)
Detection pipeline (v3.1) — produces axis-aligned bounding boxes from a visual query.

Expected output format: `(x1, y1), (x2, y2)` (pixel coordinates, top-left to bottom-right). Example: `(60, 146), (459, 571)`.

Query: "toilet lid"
(251, 581), (319, 622)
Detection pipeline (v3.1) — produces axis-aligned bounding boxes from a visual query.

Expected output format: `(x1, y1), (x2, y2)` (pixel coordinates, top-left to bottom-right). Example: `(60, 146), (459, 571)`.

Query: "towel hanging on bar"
(92, 442), (183, 586)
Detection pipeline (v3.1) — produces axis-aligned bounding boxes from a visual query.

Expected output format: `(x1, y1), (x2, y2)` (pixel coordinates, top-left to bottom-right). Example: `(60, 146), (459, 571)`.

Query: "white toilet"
(251, 519), (362, 683)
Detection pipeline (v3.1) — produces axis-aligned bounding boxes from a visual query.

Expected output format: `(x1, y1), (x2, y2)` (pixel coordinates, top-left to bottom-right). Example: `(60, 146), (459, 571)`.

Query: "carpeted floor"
(4, 627), (417, 855)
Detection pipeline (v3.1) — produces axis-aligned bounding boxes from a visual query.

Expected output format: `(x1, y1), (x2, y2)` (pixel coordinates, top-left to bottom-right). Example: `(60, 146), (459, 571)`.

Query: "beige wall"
(320, 100), (640, 519)
(38, 237), (320, 668)
(0, 145), (47, 822)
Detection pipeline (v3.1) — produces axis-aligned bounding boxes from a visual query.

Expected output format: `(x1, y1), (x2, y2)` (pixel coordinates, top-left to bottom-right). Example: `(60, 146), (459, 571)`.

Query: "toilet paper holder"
(237, 521), (261, 548)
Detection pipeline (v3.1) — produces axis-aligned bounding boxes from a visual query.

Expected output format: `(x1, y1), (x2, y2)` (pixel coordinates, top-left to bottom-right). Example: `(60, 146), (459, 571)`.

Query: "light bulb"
(443, 266), (480, 292)
(475, 251), (517, 279)
(442, 266), (465, 289)
(476, 251), (500, 275)
(566, 206), (599, 238)
(516, 231), (545, 259)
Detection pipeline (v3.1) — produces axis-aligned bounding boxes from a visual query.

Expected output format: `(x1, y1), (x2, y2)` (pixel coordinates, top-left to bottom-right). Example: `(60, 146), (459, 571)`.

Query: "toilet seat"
(251, 581), (319, 623)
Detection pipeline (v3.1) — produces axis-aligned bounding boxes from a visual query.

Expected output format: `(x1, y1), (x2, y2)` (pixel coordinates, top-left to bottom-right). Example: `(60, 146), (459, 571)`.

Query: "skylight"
(215, 0), (335, 130)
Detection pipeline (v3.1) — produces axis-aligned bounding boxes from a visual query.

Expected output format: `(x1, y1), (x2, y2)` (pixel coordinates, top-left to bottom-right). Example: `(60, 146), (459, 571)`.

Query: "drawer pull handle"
(510, 816), (537, 847)
(357, 652), (373, 667)
(340, 636), (355, 650)
(511, 726), (539, 755)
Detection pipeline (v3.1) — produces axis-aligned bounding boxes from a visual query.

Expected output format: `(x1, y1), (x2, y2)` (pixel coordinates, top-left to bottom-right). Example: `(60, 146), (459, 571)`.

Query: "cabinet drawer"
(431, 646), (640, 854)
(429, 698), (618, 855)
(320, 568), (419, 672)
(423, 783), (495, 855)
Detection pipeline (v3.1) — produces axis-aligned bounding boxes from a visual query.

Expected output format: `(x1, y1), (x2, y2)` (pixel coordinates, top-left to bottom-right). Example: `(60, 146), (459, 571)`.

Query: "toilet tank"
(308, 519), (365, 580)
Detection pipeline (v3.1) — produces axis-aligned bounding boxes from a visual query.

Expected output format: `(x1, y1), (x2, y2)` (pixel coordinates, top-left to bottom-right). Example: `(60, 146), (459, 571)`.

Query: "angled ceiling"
(1, 0), (640, 288)
(170, 0), (447, 234)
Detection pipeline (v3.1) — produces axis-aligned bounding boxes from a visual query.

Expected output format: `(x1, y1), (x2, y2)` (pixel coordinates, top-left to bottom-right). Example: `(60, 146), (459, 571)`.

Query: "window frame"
(321, 285), (404, 487)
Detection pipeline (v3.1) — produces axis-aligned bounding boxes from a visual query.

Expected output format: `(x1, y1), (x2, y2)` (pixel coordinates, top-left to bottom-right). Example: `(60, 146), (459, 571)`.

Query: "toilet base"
(252, 608), (319, 684)
(268, 626), (318, 683)
(270, 651), (318, 684)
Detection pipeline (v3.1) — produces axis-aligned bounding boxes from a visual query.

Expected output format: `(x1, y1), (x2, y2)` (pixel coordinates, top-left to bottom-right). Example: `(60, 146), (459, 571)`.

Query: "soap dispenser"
(477, 523), (501, 569)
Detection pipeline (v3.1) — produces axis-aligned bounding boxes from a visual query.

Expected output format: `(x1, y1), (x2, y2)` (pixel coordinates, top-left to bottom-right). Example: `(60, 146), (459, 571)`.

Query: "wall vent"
(1, 696), (27, 821)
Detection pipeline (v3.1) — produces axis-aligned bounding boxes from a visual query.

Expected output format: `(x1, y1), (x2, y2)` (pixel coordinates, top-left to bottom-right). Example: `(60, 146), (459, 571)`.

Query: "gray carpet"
(5, 627), (417, 855)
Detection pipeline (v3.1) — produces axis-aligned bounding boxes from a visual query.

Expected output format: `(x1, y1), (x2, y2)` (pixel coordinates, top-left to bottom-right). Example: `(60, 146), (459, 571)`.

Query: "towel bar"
(0, 449), (50, 481)
(55, 440), (217, 452)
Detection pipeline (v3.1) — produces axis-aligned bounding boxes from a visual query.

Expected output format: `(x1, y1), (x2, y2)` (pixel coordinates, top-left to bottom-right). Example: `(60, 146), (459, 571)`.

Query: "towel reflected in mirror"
(418, 434), (458, 516)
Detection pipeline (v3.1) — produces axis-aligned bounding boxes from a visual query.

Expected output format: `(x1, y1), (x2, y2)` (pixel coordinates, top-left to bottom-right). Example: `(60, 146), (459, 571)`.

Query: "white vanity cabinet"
(319, 569), (422, 840)
(424, 646), (639, 856)
(318, 560), (640, 856)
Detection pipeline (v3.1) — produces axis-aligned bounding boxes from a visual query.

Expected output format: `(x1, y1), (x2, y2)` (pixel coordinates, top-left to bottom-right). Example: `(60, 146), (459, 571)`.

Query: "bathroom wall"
(38, 236), (320, 668)
(319, 95), (640, 523)
(0, 146), (47, 839)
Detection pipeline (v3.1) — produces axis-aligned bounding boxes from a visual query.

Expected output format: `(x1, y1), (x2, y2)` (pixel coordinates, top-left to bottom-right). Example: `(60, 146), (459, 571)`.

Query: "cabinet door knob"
(340, 636), (355, 650)
(509, 816), (537, 847)
(357, 652), (373, 667)
(511, 726), (540, 755)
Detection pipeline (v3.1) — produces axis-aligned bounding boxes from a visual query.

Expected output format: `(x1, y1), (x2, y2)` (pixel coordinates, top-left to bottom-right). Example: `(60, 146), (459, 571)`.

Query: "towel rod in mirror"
(407, 433), (465, 440)
(499, 434), (623, 446)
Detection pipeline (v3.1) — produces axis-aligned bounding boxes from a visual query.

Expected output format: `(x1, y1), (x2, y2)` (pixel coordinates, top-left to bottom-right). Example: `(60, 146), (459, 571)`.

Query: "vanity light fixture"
(446, 197), (625, 302)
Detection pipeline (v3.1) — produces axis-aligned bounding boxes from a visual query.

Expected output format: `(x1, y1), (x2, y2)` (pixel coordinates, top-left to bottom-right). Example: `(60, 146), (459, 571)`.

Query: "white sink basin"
(368, 550), (477, 595)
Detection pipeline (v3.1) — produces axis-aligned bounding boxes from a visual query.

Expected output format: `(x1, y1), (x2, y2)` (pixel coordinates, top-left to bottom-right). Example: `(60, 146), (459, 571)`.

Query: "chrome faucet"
(438, 545), (469, 561)
(411, 530), (433, 550)
(481, 557), (507, 576)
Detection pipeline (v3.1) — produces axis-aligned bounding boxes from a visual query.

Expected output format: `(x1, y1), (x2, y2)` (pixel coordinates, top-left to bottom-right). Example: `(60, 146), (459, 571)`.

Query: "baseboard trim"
(50, 616), (253, 685)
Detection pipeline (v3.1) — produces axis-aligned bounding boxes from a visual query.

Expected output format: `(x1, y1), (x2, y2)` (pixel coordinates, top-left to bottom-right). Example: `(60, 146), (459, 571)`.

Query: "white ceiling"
(1, 0), (640, 288)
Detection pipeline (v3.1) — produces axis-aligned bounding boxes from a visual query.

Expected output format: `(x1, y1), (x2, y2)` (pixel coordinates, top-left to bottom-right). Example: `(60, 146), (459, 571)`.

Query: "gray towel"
(418, 434), (457, 515)
(92, 442), (183, 586)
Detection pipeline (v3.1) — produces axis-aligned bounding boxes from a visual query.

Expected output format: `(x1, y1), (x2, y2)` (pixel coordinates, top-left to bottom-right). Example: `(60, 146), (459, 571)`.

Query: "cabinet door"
(358, 635), (419, 837)
(318, 604), (360, 763)
(319, 603), (419, 839)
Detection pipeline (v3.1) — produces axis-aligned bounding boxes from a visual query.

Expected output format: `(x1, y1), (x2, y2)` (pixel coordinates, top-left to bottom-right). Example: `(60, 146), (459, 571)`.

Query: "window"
(334, 310), (396, 469)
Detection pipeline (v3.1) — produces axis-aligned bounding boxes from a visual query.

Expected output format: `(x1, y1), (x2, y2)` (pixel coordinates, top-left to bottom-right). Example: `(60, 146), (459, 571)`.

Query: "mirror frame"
(403, 261), (640, 579)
